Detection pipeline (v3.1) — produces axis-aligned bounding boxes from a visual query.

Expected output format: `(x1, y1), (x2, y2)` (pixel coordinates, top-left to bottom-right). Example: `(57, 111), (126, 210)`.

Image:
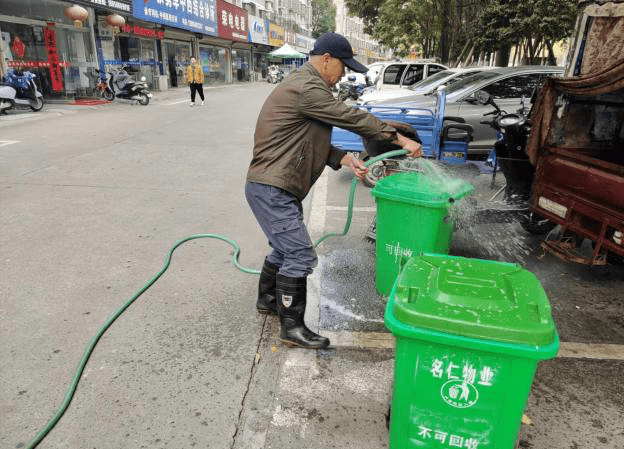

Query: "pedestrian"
(245, 32), (423, 350)
(187, 57), (204, 106)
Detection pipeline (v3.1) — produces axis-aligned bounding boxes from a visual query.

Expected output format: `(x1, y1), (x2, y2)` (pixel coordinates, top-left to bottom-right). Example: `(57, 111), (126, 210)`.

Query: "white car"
(368, 60), (448, 93)
(357, 68), (489, 105)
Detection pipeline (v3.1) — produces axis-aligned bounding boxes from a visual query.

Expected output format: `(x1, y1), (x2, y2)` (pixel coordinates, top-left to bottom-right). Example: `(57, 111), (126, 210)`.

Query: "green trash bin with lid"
(385, 253), (559, 449)
(371, 171), (473, 296)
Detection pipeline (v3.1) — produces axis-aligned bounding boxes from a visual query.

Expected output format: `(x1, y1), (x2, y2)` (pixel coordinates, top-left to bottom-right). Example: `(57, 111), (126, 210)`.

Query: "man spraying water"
(245, 32), (423, 349)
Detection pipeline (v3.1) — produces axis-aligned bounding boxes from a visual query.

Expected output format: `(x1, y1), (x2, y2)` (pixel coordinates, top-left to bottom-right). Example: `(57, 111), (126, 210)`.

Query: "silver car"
(375, 65), (564, 158)
(357, 67), (490, 105)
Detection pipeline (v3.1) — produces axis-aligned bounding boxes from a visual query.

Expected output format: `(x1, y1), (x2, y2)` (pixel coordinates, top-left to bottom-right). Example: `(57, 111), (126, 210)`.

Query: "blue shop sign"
(132, 0), (218, 36)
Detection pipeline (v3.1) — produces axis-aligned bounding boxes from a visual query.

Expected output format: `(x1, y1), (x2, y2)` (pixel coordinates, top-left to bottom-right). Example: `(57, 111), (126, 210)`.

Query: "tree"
(344, 0), (576, 65)
(311, 0), (336, 38)
(470, 0), (576, 65)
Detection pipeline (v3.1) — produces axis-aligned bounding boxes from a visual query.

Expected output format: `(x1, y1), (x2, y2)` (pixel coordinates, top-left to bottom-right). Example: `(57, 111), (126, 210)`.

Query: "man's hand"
(340, 153), (368, 180)
(395, 133), (423, 158)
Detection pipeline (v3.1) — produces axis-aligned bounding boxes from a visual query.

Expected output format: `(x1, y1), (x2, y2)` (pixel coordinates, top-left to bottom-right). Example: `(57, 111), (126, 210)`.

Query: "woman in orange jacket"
(187, 57), (205, 106)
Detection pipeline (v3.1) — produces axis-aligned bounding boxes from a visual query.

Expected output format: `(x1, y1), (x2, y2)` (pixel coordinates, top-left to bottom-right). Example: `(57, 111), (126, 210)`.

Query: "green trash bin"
(371, 171), (473, 296)
(384, 253), (559, 449)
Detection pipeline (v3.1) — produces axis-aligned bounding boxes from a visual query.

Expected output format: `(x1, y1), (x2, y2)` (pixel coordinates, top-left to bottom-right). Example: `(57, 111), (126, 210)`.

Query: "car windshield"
(407, 70), (454, 91)
(443, 71), (501, 96)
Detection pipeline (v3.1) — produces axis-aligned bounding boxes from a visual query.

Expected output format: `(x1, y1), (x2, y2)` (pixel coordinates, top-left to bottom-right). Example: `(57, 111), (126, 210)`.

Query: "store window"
(232, 49), (250, 83)
(199, 45), (227, 85)
(1, 15), (96, 98)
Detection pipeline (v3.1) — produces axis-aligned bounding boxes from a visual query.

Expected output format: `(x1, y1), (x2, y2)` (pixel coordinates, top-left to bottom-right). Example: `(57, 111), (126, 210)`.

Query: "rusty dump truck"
(526, 0), (624, 265)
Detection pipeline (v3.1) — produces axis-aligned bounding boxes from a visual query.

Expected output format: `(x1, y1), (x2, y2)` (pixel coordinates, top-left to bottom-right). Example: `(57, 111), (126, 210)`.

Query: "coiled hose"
(25, 149), (408, 449)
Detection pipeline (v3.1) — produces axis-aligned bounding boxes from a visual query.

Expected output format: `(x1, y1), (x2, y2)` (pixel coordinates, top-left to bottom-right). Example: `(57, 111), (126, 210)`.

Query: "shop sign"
(268, 23), (284, 47)
(7, 60), (71, 68)
(216, 0), (247, 42)
(44, 25), (64, 92)
(74, 0), (133, 14)
(132, 0), (218, 36)
(248, 15), (268, 45)
(119, 24), (165, 39)
(295, 34), (310, 50)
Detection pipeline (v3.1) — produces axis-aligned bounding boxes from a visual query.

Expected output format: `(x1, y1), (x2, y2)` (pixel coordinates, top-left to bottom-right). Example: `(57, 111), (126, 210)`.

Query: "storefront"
(131, 0), (218, 88)
(162, 35), (191, 88)
(0, 0), (99, 99)
(248, 14), (270, 80)
(96, 17), (164, 90)
(198, 39), (228, 85)
(216, 0), (250, 83)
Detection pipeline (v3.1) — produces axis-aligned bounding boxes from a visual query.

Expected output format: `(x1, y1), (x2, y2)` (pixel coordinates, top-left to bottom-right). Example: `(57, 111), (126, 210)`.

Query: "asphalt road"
(1, 83), (623, 449)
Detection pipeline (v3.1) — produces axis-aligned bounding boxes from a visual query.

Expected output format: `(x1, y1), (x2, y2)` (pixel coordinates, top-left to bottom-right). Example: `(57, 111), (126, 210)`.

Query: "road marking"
(165, 99), (192, 105)
(323, 331), (624, 360)
(0, 140), (19, 147)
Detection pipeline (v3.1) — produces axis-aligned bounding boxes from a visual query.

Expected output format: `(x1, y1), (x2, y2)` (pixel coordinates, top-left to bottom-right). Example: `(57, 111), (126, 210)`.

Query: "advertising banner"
(248, 14), (268, 45)
(284, 30), (296, 46)
(268, 23), (284, 47)
(44, 25), (63, 91)
(216, 0), (248, 42)
(296, 34), (313, 52)
(75, 0), (133, 14)
(132, 0), (218, 36)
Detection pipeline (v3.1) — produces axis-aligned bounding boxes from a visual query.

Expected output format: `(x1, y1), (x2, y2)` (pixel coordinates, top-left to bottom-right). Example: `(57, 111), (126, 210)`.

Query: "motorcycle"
(337, 75), (367, 102)
(102, 68), (151, 105)
(474, 90), (555, 234)
(0, 69), (44, 113)
(266, 66), (284, 84)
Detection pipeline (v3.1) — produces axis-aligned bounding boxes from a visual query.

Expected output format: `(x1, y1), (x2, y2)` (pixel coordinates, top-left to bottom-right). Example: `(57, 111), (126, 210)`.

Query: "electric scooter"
(0, 69), (44, 113)
(475, 90), (555, 234)
(102, 67), (151, 105)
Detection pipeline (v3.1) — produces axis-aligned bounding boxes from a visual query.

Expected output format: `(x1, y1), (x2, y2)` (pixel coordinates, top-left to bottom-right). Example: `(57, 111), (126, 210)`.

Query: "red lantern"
(64, 4), (89, 28)
(105, 14), (126, 28)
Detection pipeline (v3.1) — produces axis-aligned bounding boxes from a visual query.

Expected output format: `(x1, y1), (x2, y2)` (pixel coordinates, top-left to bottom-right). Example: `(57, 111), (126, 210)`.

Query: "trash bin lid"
(371, 172), (473, 207)
(388, 254), (557, 346)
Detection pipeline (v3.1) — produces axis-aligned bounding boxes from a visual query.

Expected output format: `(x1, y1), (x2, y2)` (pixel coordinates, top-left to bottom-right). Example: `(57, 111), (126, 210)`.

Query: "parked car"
(366, 60), (448, 93)
(373, 65), (564, 158)
(356, 67), (489, 105)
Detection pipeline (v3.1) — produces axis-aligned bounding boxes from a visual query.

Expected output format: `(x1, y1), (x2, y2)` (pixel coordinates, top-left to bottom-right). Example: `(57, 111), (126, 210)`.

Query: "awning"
(268, 43), (306, 59)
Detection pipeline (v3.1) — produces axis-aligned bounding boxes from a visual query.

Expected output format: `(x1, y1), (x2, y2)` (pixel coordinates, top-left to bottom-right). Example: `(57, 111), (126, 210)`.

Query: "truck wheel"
(520, 212), (556, 235)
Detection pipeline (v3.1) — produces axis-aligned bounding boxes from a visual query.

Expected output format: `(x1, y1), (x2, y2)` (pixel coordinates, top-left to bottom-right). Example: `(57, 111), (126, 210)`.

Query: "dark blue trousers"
(245, 181), (318, 278)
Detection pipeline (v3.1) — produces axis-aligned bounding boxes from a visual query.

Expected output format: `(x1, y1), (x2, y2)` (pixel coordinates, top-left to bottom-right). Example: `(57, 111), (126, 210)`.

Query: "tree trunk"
(545, 40), (558, 66)
(439, 0), (451, 62)
(462, 43), (475, 67)
(454, 40), (471, 67)
(495, 42), (511, 67)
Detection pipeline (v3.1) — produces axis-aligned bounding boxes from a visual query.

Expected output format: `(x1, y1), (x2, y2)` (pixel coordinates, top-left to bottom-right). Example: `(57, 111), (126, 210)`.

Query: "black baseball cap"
(310, 32), (368, 73)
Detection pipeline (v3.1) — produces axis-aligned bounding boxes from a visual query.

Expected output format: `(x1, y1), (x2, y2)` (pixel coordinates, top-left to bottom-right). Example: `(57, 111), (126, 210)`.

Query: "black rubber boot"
(256, 258), (279, 315)
(276, 274), (330, 349)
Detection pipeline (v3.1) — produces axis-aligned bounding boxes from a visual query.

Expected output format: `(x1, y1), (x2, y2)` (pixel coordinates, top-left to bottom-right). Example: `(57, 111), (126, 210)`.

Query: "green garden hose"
(25, 149), (408, 449)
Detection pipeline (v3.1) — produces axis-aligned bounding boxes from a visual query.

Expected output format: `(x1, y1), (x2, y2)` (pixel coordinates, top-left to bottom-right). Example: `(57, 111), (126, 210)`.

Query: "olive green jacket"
(247, 62), (397, 200)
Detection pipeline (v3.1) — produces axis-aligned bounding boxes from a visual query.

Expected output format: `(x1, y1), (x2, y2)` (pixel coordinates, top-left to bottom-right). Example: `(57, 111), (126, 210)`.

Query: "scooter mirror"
(347, 75), (356, 82)
(474, 90), (491, 105)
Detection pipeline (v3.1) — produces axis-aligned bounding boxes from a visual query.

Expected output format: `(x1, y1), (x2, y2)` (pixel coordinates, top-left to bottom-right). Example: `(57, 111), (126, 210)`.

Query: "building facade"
(0, 0), (384, 99)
